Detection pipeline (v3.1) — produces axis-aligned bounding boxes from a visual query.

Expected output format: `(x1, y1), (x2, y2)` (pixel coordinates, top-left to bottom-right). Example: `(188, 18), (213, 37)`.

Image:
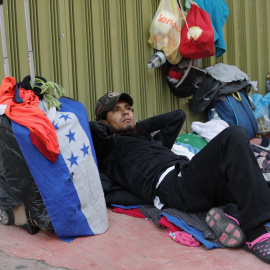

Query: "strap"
(0, 0), (10, 76)
(227, 95), (239, 125)
(177, 0), (193, 41)
(231, 91), (241, 101)
(24, 0), (35, 85)
(13, 83), (24, 103)
(241, 93), (258, 134)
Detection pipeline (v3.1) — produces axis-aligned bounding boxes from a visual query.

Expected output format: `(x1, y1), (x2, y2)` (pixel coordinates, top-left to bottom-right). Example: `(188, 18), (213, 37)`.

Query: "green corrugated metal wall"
(0, 0), (270, 132)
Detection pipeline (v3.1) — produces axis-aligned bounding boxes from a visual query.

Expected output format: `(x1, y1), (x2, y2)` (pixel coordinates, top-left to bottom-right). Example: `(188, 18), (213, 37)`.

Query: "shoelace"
(246, 232), (270, 249)
(224, 213), (240, 226)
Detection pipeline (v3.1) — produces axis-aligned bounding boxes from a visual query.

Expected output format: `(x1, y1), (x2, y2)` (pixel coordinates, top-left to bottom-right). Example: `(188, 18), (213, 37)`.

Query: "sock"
(245, 223), (268, 242)
(261, 136), (270, 147)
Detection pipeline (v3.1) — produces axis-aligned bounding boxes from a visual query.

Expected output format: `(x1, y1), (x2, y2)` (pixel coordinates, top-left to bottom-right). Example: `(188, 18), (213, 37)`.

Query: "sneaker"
(0, 207), (14, 225)
(206, 207), (246, 248)
(242, 233), (270, 264)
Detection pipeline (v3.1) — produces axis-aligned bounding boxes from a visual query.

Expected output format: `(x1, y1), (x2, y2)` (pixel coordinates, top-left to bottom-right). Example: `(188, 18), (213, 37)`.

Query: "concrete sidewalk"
(0, 208), (269, 270)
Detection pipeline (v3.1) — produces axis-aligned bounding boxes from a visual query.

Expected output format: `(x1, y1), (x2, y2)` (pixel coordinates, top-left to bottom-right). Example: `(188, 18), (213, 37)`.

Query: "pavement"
(0, 208), (269, 270)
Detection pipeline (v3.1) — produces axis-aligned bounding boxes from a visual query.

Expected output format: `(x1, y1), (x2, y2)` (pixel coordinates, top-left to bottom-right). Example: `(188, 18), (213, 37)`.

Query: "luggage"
(187, 63), (257, 138)
(0, 114), (53, 233)
(208, 91), (258, 139)
(0, 1), (108, 240)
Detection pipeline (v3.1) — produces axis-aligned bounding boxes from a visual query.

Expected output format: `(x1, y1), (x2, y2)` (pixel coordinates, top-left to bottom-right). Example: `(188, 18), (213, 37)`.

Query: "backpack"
(188, 76), (253, 114)
(166, 58), (206, 98)
(208, 91), (258, 138)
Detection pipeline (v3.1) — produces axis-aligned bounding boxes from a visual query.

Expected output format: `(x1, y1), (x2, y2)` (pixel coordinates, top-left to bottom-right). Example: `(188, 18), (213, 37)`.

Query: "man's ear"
(99, 119), (108, 124)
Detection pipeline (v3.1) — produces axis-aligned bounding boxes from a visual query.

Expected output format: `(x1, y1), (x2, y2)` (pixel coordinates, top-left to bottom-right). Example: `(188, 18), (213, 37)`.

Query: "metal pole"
(24, 0), (35, 86)
(0, 0), (10, 77)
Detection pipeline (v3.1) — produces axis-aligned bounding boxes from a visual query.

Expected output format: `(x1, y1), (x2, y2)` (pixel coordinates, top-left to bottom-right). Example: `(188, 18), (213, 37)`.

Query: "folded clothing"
(175, 132), (208, 150)
(191, 119), (229, 142)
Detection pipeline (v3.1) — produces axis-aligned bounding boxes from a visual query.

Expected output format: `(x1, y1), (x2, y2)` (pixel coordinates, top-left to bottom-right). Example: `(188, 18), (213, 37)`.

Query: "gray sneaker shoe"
(206, 207), (246, 248)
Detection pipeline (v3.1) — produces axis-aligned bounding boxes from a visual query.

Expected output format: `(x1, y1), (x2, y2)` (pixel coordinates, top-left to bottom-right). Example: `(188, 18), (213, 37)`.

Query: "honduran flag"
(11, 97), (108, 242)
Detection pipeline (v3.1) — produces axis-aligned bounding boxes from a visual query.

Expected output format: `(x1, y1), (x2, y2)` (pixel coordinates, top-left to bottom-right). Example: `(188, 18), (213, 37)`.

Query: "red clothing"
(158, 216), (182, 232)
(112, 207), (146, 218)
(0, 77), (59, 162)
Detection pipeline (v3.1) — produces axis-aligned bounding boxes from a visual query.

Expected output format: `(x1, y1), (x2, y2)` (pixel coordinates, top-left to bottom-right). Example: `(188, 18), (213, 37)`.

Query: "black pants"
(158, 126), (270, 230)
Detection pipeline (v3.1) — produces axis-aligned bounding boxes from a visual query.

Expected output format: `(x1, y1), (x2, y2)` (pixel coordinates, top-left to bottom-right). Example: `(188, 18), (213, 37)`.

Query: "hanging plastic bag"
(250, 93), (270, 135)
(148, 0), (185, 65)
(179, 4), (215, 59)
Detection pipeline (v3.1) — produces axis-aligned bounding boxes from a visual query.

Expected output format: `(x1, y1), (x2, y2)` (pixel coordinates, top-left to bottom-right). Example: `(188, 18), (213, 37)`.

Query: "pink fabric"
(166, 229), (200, 247)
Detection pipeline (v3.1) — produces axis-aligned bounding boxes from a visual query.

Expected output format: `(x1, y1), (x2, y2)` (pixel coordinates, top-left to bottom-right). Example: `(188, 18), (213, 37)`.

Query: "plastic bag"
(180, 4), (215, 59)
(250, 93), (270, 135)
(148, 0), (185, 65)
(0, 115), (53, 231)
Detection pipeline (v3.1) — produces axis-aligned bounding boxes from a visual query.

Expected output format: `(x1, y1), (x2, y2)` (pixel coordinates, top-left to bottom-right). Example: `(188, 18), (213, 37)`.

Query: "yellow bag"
(148, 0), (185, 65)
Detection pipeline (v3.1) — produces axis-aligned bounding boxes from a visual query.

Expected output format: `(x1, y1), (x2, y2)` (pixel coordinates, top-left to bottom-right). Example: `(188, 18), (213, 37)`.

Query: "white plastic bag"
(148, 0), (185, 65)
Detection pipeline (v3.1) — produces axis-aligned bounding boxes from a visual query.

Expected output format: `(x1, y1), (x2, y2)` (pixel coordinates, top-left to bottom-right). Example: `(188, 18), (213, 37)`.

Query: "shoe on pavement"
(242, 232), (270, 264)
(206, 207), (246, 248)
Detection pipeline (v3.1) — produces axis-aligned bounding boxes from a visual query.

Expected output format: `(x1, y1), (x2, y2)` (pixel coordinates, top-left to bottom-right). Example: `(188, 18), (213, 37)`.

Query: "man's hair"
(99, 112), (107, 121)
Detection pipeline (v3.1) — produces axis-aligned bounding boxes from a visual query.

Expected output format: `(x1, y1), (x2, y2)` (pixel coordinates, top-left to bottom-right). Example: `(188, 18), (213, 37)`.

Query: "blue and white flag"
(12, 98), (108, 242)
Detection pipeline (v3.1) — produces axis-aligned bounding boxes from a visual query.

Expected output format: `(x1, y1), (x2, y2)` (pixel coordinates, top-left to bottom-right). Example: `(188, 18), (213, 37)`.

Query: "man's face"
(102, 100), (135, 133)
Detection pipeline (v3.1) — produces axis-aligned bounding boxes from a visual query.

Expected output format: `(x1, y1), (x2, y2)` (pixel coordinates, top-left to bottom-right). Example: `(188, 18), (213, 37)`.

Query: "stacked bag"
(0, 76), (108, 241)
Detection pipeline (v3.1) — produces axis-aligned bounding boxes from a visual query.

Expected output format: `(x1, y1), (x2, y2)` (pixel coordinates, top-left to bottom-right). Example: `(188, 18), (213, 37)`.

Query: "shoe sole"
(0, 207), (11, 225)
(206, 207), (246, 248)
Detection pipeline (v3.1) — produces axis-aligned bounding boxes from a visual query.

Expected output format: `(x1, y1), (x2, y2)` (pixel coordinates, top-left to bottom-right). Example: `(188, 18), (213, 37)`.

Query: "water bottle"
(147, 51), (167, 68)
(210, 108), (221, 120)
(267, 72), (270, 92)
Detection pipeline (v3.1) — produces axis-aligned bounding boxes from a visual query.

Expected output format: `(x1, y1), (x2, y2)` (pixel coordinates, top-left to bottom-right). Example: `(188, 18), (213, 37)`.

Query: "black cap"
(95, 91), (133, 120)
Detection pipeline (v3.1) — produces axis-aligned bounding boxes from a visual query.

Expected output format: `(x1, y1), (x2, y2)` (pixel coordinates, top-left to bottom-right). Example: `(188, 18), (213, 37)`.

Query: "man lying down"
(90, 91), (270, 265)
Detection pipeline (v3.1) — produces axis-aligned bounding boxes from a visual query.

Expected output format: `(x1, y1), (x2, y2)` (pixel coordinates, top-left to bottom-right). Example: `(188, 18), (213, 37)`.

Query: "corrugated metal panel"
(0, 0), (270, 132)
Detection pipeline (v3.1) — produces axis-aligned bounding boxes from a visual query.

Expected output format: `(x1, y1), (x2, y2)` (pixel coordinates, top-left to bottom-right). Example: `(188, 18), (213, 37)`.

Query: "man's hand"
(250, 137), (262, 145)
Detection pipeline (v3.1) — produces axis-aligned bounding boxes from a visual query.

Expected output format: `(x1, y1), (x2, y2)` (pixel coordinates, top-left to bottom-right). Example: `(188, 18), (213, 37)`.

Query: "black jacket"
(89, 110), (189, 202)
